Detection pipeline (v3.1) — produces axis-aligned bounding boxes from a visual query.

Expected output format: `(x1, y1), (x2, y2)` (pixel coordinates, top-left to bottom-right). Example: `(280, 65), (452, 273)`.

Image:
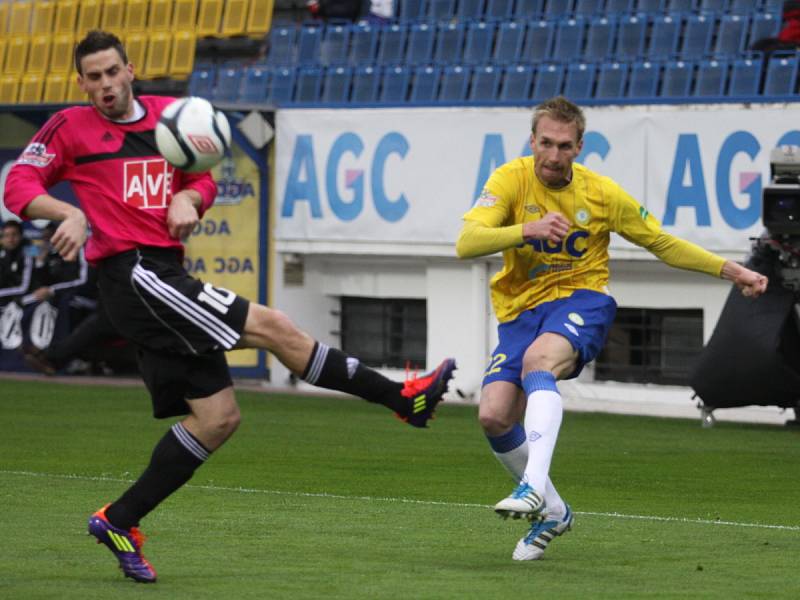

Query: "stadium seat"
(212, 65), (242, 102)
(427, 0), (456, 21)
(267, 25), (296, 65)
(763, 54), (799, 97)
(295, 65), (324, 104)
(485, 0), (515, 21)
(665, 0), (696, 11)
(26, 36), (51, 75)
(727, 55), (761, 98)
(729, 0), (752, 11)
(499, 64), (534, 102)
(433, 22), (465, 64)
(49, 34), (74, 74)
(627, 60), (659, 99)
(54, 0), (78, 35)
(544, 0), (574, 19)
(0, 3), (8, 36)
(8, 0), (32, 36)
(0, 40), (6, 76)
(172, 0), (197, 32)
(661, 60), (694, 97)
(66, 78), (85, 103)
(268, 66), (296, 106)
(31, 0), (55, 35)
(605, 0), (634, 12)
(698, 0), (726, 12)
(238, 64), (269, 104)
(19, 75), (44, 104)
(463, 21), (495, 65)
(457, 0), (484, 20)
(438, 65), (470, 102)
(221, 0), (248, 36)
(351, 65), (380, 103)
(595, 61), (627, 99)
(379, 65), (410, 103)
(76, 0), (103, 36)
(189, 63), (217, 98)
(493, 21), (525, 64)
(679, 14), (714, 60)
(197, 0), (224, 36)
(144, 33), (171, 78)
(125, 0), (150, 33)
(350, 22), (378, 65)
(573, 0), (604, 17)
(713, 14), (748, 58)
(44, 73), (69, 104)
(764, 0), (782, 12)
(552, 18), (585, 62)
(634, 0), (664, 12)
(512, 0), (545, 19)
(409, 65), (440, 103)
(123, 33), (146, 74)
(377, 23), (407, 65)
(694, 58), (727, 97)
(615, 15), (646, 61)
(0, 75), (20, 104)
(170, 31), (196, 79)
(469, 65), (502, 102)
(4, 37), (29, 77)
(647, 14), (681, 61)
(147, 0), (172, 33)
(406, 22), (435, 65)
(246, 0), (273, 37)
(297, 23), (323, 65)
(321, 23), (350, 66)
(563, 62), (596, 101)
(522, 20), (555, 63)
(584, 17), (615, 61)
(321, 66), (352, 104)
(101, 0), (125, 32)
(397, 0), (425, 21)
(532, 63), (564, 101)
(747, 13), (781, 51)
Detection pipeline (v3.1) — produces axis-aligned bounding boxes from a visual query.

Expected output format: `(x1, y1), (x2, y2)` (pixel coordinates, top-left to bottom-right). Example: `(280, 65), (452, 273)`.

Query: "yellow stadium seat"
(31, 0), (56, 35)
(49, 34), (75, 73)
(77, 0), (102, 36)
(0, 39), (6, 69)
(172, 0), (196, 31)
(19, 74), (44, 103)
(148, 0), (171, 32)
(0, 76), (21, 104)
(9, 1), (33, 35)
(54, 1), (79, 35)
(27, 35), (52, 74)
(169, 31), (195, 79)
(4, 36), (30, 76)
(196, 0), (223, 37)
(67, 76), (86, 103)
(0, 3), (9, 38)
(246, 0), (273, 38)
(124, 32), (147, 75)
(44, 73), (69, 103)
(144, 32), (171, 78)
(101, 0), (125, 32)
(221, 0), (247, 37)
(124, 0), (149, 32)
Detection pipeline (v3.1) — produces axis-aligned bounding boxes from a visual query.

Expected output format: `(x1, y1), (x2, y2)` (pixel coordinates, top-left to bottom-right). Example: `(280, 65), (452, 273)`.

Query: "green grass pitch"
(2, 379), (799, 599)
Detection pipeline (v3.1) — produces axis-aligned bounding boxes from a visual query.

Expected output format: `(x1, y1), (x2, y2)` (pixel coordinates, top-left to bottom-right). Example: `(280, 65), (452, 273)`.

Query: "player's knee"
(250, 305), (297, 347)
(478, 404), (515, 435)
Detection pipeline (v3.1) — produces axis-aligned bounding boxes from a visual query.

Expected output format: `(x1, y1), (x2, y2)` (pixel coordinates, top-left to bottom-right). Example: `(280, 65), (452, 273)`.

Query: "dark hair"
(74, 30), (127, 75)
(2, 220), (23, 234)
(532, 96), (586, 142)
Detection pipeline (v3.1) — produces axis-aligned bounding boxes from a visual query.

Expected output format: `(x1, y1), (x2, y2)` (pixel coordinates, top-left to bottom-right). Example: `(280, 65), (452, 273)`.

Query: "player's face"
(1, 226), (22, 251)
(530, 116), (583, 189)
(78, 48), (135, 120)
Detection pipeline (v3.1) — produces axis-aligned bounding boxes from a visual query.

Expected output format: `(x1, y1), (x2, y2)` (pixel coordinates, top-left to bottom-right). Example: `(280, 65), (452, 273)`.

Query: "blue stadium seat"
(294, 66), (324, 104)
(438, 65), (470, 102)
(595, 61), (627, 99)
(616, 15), (647, 61)
(493, 21), (526, 63)
(297, 23), (323, 65)
(397, 0), (426, 20)
(552, 18), (585, 62)
(377, 23), (408, 65)
(747, 13), (781, 50)
(410, 65), (441, 103)
(321, 66), (352, 104)
(532, 63), (564, 101)
(679, 14), (714, 60)
(698, 0), (726, 12)
(634, 0), (664, 12)
(694, 59), (727, 97)
(544, 0), (574, 19)
(512, 0), (545, 19)
(457, 0), (484, 20)
(661, 60), (694, 97)
(351, 65), (380, 103)
(728, 55), (762, 98)
(349, 22), (378, 66)
(188, 63), (216, 98)
(763, 0), (782, 11)
(584, 17), (615, 61)
(320, 23), (350, 66)
(380, 65), (411, 103)
(486, 0), (514, 20)
(605, 0), (634, 12)
(267, 67), (296, 106)
(239, 65), (269, 103)
(627, 60), (659, 99)
(563, 62), (596, 101)
(764, 54), (799, 97)
(574, 0), (604, 17)
(463, 21), (495, 65)
(433, 22), (466, 64)
(666, 0), (696, 12)
(469, 65), (502, 102)
(500, 64), (534, 101)
(266, 25), (296, 65)
(647, 14), (681, 60)
(522, 20), (555, 62)
(212, 66), (242, 102)
(407, 22), (435, 65)
(713, 14), (747, 58)
(729, 0), (755, 11)
(427, 0), (456, 21)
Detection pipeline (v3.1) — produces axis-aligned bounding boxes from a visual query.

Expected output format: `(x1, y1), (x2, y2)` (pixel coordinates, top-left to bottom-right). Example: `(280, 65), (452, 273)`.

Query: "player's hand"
(167, 192), (200, 240)
(32, 287), (52, 302)
(522, 211), (571, 243)
(721, 261), (768, 298)
(51, 209), (87, 261)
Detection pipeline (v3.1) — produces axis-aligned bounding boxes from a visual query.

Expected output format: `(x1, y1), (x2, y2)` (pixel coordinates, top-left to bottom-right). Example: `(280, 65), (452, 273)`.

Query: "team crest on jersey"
(575, 208), (589, 225)
(475, 189), (497, 207)
(17, 142), (55, 167)
(124, 159), (174, 209)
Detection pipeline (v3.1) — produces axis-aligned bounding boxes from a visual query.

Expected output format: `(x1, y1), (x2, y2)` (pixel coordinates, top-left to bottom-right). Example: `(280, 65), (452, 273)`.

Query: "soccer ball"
(155, 97), (231, 173)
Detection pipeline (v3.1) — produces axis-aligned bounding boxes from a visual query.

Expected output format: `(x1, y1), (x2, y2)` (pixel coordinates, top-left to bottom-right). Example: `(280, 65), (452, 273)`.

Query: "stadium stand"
(694, 58), (727, 97)
(493, 21), (525, 63)
(521, 20), (555, 63)
(606, 0), (635, 12)
(552, 18), (585, 62)
(350, 21), (379, 65)
(728, 55), (762, 98)
(463, 21), (495, 65)
(627, 60), (660, 99)
(499, 64), (534, 102)
(661, 60), (694, 98)
(380, 64), (410, 103)
(239, 64), (270, 103)
(295, 65), (324, 103)
(321, 65), (352, 103)
(647, 14), (681, 60)
(616, 15), (647, 61)
(457, 0), (484, 21)
(377, 23), (407, 64)
(439, 64), (470, 102)
(546, 0), (574, 20)
(584, 16), (615, 61)
(320, 22), (350, 66)
(433, 22), (466, 64)
(563, 62), (596, 101)
(532, 63), (565, 101)
(486, 0), (515, 21)
(469, 65), (502, 102)
(763, 53), (799, 96)
(574, 0), (604, 18)
(595, 61), (628, 99)
(351, 65), (380, 103)
(410, 65), (440, 103)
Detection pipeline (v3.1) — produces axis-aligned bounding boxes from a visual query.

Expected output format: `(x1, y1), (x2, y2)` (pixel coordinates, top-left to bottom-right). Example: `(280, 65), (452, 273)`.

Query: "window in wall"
(339, 297), (427, 369)
(594, 308), (703, 385)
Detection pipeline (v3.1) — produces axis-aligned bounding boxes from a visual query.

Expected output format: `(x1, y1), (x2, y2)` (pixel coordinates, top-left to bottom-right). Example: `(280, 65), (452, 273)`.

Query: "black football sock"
(105, 423), (208, 530)
(301, 342), (405, 411)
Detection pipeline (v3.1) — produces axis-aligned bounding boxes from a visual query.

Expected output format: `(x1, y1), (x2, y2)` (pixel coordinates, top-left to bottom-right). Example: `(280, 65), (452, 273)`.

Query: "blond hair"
(531, 96), (586, 142)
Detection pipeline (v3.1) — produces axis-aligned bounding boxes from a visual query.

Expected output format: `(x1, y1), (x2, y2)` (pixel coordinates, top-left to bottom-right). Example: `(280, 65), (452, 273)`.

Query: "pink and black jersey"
(3, 95), (217, 263)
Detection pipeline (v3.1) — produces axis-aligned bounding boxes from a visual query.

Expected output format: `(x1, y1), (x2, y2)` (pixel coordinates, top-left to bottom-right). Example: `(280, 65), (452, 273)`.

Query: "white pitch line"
(2, 469), (799, 532)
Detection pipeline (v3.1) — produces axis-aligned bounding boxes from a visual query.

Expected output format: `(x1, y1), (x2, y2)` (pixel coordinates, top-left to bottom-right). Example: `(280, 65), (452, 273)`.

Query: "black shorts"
(97, 247), (250, 418)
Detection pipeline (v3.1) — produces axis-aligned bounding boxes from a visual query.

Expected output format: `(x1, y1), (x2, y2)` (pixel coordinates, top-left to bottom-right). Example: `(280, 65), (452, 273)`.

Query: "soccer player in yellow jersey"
(456, 97), (768, 562)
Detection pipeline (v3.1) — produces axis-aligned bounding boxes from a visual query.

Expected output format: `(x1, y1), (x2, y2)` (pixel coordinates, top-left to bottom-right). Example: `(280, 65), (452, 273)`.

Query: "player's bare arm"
(23, 194), (88, 261)
(522, 211), (571, 243)
(166, 189), (202, 240)
(721, 260), (768, 298)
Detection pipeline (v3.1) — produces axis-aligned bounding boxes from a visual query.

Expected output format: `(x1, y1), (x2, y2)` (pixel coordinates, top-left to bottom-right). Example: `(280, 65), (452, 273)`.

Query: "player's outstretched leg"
(395, 358), (457, 428)
(88, 504), (157, 583)
(512, 504), (573, 561)
(494, 482), (546, 521)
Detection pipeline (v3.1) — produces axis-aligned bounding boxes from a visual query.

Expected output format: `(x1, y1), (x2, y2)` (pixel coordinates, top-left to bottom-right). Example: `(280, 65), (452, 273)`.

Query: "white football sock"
(486, 424), (527, 481)
(521, 371), (563, 493)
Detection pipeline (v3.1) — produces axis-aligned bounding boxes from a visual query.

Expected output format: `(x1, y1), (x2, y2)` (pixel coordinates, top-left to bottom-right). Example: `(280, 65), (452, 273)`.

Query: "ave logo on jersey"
(17, 142), (55, 168)
(124, 159), (174, 209)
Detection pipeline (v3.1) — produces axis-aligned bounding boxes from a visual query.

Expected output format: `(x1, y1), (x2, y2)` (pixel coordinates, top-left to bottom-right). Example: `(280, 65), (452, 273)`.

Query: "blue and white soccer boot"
(494, 482), (546, 521)
(512, 504), (574, 561)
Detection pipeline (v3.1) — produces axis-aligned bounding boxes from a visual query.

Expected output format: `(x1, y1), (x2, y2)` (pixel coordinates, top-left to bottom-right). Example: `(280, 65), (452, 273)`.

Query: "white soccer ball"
(155, 97), (231, 173)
